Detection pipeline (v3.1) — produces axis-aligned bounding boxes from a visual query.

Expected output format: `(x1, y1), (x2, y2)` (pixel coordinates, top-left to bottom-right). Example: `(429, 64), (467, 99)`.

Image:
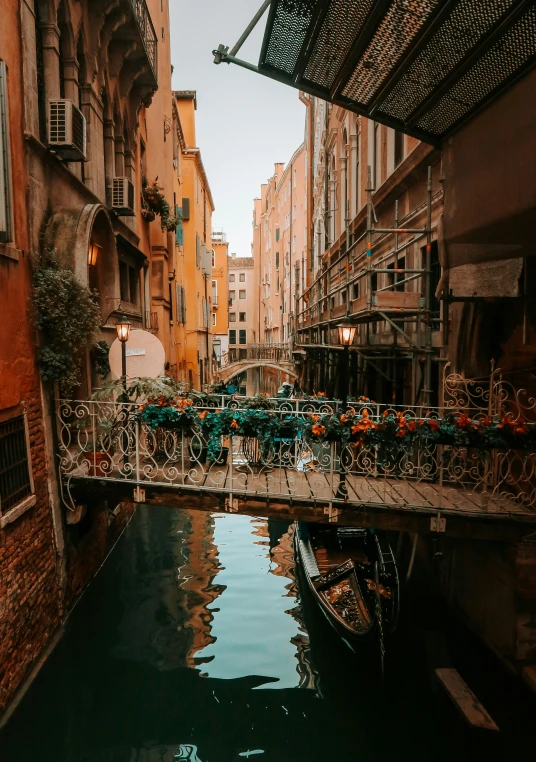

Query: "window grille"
(0, 416), (32, 512)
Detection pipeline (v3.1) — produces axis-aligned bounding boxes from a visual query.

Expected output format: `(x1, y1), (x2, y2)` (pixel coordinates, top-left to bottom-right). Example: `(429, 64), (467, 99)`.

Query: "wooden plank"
(435, 668), (499, 732)
(375, 291), (421, 309)
(68, 476), (536, 541)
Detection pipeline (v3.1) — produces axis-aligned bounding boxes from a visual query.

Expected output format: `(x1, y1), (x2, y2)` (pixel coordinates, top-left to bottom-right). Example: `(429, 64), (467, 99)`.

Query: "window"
(394, 130), (404, 168)
(373, 122), (381, 189)
(211, 249), (216, 267)
(229, 273), (235, 282)
(229, 312), (236, 322)
(212, 313), (216, 326)
(239, 312), (246, 322)
(0, 415), (32, 511)
(211, 280), (217, 302)
(229, 290), (235, 301)
(239, 290), (246, 299)
(275, 251), (279, 269)
(275, 228), (280, 242)
(229, 329), (236, 344)
(239, 329), (246, 345)
(0, 61), (13, 243)
(195, 173), (199, 203)
(119, 259), (139, 305)
(352, 282), (359, 300)
(239, 273), (245, 282)
(196, 233), (201, 268)
(176, 285), (186, 324)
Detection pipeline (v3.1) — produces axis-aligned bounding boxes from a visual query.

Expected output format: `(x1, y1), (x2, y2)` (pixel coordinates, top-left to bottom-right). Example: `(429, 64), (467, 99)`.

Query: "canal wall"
(431, 535), (536, 674)
(0, 493), (134, 721)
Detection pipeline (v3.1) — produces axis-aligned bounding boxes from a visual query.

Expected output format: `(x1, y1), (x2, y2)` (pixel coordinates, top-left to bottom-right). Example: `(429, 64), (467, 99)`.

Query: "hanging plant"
(92, 340), (111, 379)
(142, 176), (178, 231)
(32, 240), (101, 393)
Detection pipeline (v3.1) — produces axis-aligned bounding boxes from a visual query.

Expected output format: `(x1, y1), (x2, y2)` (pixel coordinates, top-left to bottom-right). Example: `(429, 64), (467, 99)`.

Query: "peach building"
(227, 254), (258, 394)
(252, 144), (307, 347)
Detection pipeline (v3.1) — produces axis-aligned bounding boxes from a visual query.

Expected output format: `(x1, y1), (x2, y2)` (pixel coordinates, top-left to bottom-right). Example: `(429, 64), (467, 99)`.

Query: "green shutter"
(175, 206), (183, 245)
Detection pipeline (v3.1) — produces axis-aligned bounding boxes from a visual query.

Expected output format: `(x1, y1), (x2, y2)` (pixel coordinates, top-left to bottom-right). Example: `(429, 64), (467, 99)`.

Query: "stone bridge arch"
(218, 361), (298, 384)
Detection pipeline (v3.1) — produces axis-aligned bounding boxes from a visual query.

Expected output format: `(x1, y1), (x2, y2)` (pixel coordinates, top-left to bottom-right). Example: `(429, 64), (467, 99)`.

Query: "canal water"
(1, 506), (534, 761)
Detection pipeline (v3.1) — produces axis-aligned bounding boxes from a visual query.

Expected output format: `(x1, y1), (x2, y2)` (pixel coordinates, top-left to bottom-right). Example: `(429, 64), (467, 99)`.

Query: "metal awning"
(214, 0), (536, 144)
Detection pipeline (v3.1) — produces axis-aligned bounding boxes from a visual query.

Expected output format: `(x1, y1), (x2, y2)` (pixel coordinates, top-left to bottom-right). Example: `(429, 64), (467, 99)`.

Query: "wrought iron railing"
(220, 343), (292, 368)
(56, 390), (536, 516)
(128, 0), (158, 81)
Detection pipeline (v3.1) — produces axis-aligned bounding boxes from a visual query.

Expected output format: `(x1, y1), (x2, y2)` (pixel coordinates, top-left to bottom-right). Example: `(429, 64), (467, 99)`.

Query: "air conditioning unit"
(47, 99), (86, 161)
(112, 178), (135, 216)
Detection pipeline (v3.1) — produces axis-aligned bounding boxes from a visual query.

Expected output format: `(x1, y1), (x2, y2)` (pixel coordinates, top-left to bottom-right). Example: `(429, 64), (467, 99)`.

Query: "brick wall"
(0, 395), (61, 713)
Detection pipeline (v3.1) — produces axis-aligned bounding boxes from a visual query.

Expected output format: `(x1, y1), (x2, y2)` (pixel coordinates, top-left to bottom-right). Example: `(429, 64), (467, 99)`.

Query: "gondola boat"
(294, 522), (400, 654)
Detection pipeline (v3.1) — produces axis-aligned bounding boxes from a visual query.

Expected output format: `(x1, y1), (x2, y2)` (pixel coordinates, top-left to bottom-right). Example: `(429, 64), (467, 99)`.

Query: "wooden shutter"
(182, 197), (190, 220)
(0, 61), (12, 243)
(196, 234), (200, 267)
(175, 206), (183, 245)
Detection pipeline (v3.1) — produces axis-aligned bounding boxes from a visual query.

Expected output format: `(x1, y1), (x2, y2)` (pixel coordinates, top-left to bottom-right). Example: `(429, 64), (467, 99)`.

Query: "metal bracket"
(225, 497), (239, 513)
(133, 487), (146, 503)
(430, 513), (446, 532)
(324, 505), (340, 523)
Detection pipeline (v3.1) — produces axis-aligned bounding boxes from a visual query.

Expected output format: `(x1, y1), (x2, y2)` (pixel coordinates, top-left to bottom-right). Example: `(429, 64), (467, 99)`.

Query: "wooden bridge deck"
(65, 460), (536, 543)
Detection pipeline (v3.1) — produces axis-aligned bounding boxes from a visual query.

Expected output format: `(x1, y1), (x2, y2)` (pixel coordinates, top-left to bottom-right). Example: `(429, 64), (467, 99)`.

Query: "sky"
(169, 0), (306, 257)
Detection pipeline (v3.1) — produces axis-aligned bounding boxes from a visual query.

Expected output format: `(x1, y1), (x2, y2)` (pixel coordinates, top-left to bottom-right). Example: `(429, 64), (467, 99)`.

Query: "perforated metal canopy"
(223, 0), (536, 144)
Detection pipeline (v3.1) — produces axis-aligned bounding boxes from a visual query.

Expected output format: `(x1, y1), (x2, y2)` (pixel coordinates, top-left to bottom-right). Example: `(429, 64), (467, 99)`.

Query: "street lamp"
(116, 314), (131, 467)
(88, 243), (101, 267)
(116, 314), (131, 395)
(336, 321), (356, 499)
(337, 322), (356, 409)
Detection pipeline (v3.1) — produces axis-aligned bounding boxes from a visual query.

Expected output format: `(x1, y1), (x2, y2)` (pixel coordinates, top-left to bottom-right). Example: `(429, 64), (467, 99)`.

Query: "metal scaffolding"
(296, 165), (443, 406)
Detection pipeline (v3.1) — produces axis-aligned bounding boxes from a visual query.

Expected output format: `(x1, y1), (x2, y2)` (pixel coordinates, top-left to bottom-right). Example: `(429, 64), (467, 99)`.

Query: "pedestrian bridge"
(57, 371), (536, 542)
(217, 343), (297, 383)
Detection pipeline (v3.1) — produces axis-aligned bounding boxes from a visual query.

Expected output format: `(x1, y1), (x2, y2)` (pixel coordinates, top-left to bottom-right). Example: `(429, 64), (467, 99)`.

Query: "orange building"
(211, 229), (229, 369)
(174, 91), (215, 389)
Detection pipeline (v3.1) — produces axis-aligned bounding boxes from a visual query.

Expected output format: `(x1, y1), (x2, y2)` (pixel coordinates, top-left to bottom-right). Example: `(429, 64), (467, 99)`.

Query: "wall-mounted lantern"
(88, 243), (102, 267)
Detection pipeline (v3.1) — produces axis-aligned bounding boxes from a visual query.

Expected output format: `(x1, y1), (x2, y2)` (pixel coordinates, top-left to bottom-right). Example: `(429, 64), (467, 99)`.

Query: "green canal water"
(1, 506), (534, 761)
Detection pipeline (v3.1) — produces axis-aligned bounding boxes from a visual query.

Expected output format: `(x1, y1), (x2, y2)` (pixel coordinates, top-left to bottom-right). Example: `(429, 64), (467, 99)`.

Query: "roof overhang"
(214, 0), (536, 145)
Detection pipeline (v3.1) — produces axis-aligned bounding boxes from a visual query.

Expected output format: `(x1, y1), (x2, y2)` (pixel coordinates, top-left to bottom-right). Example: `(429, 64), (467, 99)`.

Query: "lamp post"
(116, 315), (131, 467)
(336, 321), (356, 499)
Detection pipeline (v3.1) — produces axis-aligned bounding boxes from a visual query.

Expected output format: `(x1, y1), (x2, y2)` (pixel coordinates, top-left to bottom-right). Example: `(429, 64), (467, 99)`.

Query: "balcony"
(211, 296), (219, 309)
(99, 0), (157, 92)
(144, 311), (159, 333)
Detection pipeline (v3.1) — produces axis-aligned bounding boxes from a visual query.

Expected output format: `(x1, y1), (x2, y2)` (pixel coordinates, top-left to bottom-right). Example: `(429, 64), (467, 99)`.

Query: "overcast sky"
(169, 0), (306, 257)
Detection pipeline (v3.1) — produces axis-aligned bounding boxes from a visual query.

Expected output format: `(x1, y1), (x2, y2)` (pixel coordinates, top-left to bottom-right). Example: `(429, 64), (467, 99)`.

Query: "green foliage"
(142, 177), (179, 232)
(140, 402), (536, 466)
(33, 242), (101, 393)
(91, 375), (181, 402)
(93, 340), (111, 378)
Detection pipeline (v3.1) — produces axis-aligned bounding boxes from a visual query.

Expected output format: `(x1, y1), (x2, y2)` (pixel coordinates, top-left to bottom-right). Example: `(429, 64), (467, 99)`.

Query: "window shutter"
(175, 206), (183, 245)
(182, 197), (190, 220)
(176, 284), (181, 324)
(196, 234), (200, 267)
(0, 61), (12, 243)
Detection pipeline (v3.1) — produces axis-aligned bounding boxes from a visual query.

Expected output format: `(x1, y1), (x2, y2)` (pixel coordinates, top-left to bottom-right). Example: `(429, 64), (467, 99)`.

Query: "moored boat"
(294, 522), (400, 655)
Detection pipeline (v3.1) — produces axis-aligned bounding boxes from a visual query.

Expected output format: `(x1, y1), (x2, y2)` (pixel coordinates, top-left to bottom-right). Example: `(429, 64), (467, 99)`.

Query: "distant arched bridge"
(217, 343), (297, 383)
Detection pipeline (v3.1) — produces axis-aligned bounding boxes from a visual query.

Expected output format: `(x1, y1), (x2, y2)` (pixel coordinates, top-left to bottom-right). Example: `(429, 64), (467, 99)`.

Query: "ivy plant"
(32, 241), (101, 393)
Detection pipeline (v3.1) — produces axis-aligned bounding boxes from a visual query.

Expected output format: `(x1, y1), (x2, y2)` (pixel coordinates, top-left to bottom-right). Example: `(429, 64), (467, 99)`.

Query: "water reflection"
(1, 506), (524, 762)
